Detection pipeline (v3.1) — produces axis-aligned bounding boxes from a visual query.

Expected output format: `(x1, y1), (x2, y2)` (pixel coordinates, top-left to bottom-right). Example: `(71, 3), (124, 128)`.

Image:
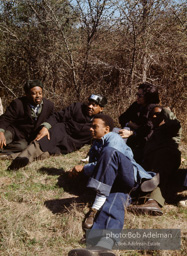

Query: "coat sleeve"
(119, 102), (139, 128)
(46, 100), (54, 118)
(157, 119), (181, 139)
(162, 107), (182, 143)
(0, 99), (21, 130)
(45, 102), (78, 127)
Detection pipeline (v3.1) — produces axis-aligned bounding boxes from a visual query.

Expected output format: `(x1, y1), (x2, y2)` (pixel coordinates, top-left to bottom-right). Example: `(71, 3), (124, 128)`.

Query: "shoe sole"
(68, 249), (93, 256)
(68, 249), (116, 256)
(128, 206), (163, 216)
(141, 173), (160, 192)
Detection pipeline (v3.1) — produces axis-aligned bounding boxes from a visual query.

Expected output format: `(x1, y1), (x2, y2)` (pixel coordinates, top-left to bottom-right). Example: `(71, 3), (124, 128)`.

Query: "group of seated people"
(0, 80), (186, 256)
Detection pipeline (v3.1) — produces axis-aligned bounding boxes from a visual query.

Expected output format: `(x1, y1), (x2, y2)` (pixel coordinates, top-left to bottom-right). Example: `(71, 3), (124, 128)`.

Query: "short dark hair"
(93, 114), (114, 131)
(138, 82), (160, 104)
(24, 80), (43, 93)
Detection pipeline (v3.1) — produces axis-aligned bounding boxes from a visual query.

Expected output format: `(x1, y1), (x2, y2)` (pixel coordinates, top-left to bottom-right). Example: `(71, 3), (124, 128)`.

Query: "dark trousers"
(0, 130), (28, 153)
(87, 147), (136, 197)
(39, 123), (84, 155)
(87, 192), (132, 249)
(143, 147), (181, 204)
(15, 141), (44, 162)
(86, 147), (140, 249)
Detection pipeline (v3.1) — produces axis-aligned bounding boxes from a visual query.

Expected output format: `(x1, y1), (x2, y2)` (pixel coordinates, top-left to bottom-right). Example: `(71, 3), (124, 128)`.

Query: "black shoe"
(127, 200), (163, 216)
(68, 248), (116, 256)
(141, 173), (160, 192)
(68, 249), (93, 256)
(8, 157), (29, 170)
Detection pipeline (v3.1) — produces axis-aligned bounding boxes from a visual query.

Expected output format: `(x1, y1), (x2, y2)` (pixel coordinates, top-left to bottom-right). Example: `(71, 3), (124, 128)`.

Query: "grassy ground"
(0, 144), (186, 256)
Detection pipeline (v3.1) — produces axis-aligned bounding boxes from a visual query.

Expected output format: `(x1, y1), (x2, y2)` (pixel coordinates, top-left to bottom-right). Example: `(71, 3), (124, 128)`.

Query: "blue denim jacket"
(83, 132), (155, 182)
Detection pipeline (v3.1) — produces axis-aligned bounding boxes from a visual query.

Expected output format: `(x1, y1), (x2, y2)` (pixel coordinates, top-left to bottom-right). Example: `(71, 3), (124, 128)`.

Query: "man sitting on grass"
(0, 80), (54, 156)
(68, 114), (156, 256)
(8, 94), (107, 170)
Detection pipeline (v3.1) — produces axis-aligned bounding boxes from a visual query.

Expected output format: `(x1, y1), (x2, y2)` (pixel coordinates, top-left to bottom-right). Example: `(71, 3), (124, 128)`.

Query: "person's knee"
(101, 147), (116, 156)
(4, 130), (14, 144)
(4, 139), (28, 152)
(18, 140), (28, 151)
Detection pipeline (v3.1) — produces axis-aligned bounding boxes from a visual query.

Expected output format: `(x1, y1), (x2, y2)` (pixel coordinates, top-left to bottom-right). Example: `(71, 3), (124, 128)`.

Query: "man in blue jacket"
(68, 114), (155, 256)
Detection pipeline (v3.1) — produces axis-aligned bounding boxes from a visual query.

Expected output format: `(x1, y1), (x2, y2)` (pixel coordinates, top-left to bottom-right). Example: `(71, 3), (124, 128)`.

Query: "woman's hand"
(119, 129), (133, 138)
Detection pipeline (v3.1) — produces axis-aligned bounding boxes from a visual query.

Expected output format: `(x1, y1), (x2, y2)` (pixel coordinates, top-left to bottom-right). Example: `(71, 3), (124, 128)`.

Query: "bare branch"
(0, 78), (17, 98)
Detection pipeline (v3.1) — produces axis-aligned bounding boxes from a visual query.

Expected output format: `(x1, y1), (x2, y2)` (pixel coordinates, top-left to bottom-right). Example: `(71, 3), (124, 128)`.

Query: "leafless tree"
(0, 0), (186, 132)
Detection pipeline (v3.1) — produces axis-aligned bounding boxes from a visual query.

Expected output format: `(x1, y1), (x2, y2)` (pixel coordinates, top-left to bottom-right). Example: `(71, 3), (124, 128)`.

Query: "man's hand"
(119, 129), (133, 139)
(0, 131), (6, 149)
(68, 165), (84, 178)
(34, 127), (50, 141)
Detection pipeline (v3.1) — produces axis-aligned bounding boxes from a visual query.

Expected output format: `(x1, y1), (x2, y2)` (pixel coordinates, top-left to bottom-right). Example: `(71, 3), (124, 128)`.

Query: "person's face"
(90, 118), (110, 140)
(87, 100), (103, 116)
(150, 106), (164, 127)
(26, 86), (43, 106)
(136, 89), (145, 105)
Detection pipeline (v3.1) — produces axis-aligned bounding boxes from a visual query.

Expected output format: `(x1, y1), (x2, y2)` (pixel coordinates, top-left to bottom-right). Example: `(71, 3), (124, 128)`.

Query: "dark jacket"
(119, 102), (145, 128)
(142, 115), (182, 200)
(39, 102), (94, 154)
(119, 102), (154, 159)
(143, 118), (181, 162)
(0, 97), (54, 142)
(119, 101), (152, 137)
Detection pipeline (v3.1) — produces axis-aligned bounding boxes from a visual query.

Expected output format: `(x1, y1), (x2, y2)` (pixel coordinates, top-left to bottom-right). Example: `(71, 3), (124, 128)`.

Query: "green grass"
(0, 144), (186, 256)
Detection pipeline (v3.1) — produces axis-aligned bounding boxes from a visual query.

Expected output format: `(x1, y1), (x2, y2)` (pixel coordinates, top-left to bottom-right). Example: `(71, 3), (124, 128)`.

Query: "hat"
(24, 80), (43, 93)
(88, 94), (107, 107)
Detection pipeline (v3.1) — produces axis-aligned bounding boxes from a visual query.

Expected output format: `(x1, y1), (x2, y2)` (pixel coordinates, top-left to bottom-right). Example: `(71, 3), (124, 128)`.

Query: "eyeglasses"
(136, 93), (144, 98)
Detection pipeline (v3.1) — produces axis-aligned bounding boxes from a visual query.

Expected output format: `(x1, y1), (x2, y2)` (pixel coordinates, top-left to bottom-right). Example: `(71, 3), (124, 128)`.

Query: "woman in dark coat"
(118, 82), (160, 163)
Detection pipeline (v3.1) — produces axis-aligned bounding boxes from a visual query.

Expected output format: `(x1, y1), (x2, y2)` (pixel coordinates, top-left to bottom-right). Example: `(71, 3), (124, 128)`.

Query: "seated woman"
(118, 82), (160, 163)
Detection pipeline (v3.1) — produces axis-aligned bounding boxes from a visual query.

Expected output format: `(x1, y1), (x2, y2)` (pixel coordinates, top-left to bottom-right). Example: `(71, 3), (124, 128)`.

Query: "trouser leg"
(143, 147), (181, 203)
(87, 147), (136, 197)
(93, 192), (131, 230)
(4, 139), (28, 153)
(17, 141), (44, 162)
(149, 187), (165, 207)
(39, 123), (78, 154)
(87, 192), (132, 249)
(8, 141), (49, 170)
(4, 130), (14, 144)
(1, 130), (28, 154)
(0, 130), (13, 153)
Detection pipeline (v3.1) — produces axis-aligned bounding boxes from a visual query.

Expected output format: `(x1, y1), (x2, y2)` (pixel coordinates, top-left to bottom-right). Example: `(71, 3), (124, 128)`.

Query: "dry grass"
(0, 144), (186, 256)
